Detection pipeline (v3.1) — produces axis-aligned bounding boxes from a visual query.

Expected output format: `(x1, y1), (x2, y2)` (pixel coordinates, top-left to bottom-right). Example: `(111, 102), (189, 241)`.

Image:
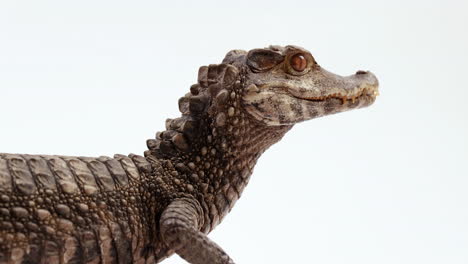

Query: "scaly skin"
(0, 45), (379, 264)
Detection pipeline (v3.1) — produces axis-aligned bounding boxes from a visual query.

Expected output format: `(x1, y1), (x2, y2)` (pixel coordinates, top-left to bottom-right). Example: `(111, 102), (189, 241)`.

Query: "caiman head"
(150, 45), (379, 160)
(224, 45), (379, 125)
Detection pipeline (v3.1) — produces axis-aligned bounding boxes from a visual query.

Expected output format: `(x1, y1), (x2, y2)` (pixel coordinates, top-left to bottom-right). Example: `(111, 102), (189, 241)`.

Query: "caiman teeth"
(299, 87), (377, 105)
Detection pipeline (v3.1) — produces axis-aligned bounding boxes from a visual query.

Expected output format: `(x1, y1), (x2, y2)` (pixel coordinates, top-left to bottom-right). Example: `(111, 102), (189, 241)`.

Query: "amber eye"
(290, 53), (307, 72)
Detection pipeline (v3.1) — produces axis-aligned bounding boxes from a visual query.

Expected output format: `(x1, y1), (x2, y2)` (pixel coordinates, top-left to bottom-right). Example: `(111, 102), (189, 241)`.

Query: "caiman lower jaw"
(292, 86), (380, 104)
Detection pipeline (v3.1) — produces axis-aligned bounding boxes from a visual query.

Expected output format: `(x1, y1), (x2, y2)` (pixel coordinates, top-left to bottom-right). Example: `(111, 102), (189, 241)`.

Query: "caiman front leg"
(160, 198), (235, 264)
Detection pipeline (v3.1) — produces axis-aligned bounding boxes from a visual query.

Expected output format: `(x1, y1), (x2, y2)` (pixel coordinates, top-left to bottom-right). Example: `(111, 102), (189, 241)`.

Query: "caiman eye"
(290, 53), (307, 72)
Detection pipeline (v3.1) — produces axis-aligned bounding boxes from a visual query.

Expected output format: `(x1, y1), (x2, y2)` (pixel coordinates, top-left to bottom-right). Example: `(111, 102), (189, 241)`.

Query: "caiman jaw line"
(294, 86), (380, 104)
(258, 81), (380, 105)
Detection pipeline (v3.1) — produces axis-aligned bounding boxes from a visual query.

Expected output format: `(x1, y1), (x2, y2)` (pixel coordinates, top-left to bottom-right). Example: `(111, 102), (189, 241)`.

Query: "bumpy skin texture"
(0, 45), (379, 264)
(0, 154), (156, 263)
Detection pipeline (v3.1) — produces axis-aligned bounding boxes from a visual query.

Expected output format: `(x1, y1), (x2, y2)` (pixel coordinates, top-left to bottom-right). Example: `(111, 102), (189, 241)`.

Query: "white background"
(1, 1), (467, 263)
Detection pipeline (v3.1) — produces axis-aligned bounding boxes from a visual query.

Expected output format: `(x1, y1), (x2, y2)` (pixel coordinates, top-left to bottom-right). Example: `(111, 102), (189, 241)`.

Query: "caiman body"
(0, 45), (379, 264)
(0, 153), (162, 263)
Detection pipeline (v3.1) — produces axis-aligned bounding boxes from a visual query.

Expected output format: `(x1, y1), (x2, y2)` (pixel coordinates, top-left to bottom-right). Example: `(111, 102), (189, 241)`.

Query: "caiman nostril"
(356, 70), (368, 75)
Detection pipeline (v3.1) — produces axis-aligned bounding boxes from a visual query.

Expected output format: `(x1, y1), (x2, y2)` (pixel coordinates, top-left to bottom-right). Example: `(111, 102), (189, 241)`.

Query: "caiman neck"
(173, 109), (293, 192)
(144, 64), (293, 231)
(146, 107), (292, 231)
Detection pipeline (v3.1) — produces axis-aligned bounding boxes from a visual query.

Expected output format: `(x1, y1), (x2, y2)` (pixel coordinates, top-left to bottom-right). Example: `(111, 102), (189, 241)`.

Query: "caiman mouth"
(242, 68), (379, 125)
(291, 85), (380, 104)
